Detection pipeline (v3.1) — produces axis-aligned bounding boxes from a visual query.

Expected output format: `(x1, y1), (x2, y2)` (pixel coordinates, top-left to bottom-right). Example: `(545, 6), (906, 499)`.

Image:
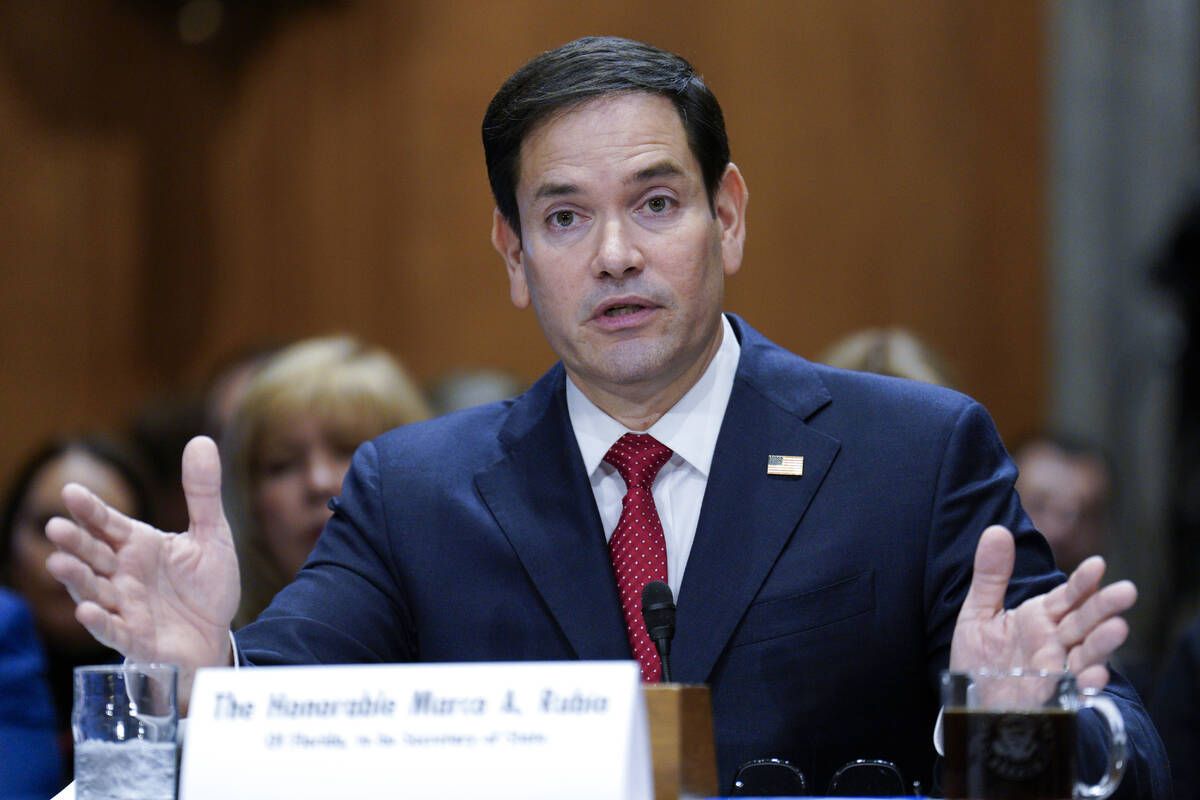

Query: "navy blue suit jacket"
(238, 315), (1167, 795)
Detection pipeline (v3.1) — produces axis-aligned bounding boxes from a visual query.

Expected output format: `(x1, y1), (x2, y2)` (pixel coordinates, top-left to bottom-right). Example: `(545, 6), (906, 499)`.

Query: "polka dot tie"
(604, 432), (673, 683)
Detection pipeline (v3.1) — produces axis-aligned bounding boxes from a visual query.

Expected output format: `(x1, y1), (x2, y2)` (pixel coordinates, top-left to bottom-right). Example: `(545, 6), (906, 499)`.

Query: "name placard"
(179, 660), (651, 800)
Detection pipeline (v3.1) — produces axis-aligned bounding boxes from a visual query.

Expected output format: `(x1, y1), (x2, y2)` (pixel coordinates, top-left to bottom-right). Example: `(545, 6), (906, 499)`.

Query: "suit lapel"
(673, 317), (841, 683)
(471, 318), (842, 676)
(474, 365), (630, 660)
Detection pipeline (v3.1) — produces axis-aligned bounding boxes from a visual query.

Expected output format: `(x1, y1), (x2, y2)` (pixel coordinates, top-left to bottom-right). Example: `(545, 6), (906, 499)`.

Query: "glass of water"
(73, 663), (178, 800)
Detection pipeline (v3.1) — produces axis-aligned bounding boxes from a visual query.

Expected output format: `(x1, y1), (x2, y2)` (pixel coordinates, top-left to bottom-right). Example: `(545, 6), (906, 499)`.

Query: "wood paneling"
(0, 0), (1045, 486)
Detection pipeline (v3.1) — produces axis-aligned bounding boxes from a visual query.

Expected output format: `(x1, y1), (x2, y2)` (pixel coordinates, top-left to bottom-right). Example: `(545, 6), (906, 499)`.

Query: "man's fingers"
(45, 551), (122, 612)
(1074, 663), (1112, 692)
(1038, 555), (1106, 622)
(958, 525), (1016, 621)
(61, 482), (134, 546)
(75, 600), (131, 654)
(1056, 580), (1137, 650)
(181, 436), (229, 541)
(1067, 616), (1130, 675)
(45, 516), (119, 575)
(44, 550), (92, 604)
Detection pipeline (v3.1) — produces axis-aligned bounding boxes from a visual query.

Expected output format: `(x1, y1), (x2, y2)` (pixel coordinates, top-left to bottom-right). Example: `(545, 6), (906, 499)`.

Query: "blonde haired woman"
(222, 335), (431, 627)
(819, 327), (958, 388)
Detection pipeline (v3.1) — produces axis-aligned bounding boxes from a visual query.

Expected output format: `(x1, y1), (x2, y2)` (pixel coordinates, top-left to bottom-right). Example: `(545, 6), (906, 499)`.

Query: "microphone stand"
(642, 580), (676, 683)
(653, 635), (673, 683)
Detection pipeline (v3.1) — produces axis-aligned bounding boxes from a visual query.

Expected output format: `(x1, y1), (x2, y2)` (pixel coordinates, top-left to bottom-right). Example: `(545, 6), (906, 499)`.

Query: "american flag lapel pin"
(766, 454), (804, 477)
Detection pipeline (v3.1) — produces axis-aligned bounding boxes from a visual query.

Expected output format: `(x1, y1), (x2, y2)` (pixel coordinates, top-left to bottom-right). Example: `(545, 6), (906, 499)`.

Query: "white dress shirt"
(566, 314), (741, 600)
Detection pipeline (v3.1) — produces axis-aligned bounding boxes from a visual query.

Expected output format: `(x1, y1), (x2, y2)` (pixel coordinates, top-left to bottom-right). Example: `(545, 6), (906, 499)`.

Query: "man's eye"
(646, 197), (669, 213)
(552, 210), (575, 227)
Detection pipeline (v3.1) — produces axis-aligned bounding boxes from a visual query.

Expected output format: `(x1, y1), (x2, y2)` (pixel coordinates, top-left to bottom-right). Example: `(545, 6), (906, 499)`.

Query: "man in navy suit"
(46, 37), (1167, 794)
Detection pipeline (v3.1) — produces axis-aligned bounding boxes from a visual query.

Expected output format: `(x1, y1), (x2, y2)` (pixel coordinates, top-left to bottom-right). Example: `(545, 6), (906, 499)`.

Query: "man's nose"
(592, 216), (643, 278)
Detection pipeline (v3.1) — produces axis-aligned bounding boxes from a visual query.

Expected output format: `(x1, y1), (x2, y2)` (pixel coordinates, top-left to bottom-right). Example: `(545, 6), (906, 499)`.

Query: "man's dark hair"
(482, 36), (730, 237)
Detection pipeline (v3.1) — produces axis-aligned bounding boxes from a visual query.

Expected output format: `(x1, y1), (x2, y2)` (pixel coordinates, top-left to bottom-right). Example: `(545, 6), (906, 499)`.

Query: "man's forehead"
(513, 92), (694, 197)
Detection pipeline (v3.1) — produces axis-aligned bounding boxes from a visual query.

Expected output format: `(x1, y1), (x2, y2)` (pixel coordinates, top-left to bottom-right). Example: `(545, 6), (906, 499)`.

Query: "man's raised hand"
(950, 525), (1136, 690)
(45, 436), (241, 702)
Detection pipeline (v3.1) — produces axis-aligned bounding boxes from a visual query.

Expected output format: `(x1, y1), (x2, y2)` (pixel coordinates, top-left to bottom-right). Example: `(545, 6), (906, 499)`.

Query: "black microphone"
(641, 580), (676, 683)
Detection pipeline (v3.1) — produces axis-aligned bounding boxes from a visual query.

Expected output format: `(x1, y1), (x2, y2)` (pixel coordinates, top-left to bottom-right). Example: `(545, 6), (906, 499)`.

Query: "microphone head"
(641, 580), (676, 642)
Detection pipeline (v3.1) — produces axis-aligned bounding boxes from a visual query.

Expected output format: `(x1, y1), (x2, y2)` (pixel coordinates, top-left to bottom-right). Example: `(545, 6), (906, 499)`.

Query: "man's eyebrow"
(530, 161), (685, 201)
(627, 160), (685, 184)
(533, 181), (579, 201)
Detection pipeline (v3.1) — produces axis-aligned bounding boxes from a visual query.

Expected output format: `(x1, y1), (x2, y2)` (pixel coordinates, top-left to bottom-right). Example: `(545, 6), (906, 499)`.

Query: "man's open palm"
(950, 525), (1135, 689)
(45, 436), (240, 700)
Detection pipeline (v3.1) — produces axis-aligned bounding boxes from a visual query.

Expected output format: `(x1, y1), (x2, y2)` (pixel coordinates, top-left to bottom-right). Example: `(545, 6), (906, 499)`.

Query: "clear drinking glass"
(72, 663), (179, 800)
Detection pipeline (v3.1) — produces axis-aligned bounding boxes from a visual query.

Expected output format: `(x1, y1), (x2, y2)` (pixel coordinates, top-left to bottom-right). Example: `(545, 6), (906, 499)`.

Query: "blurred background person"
(0, 433), (156, 773)
(1009, 431), (1155, 695)
(1154, 189), (1200, 664)
(223, 335), (431, 628)
(1012, 432), (1113, 575)
(202, 340), (288, 442)
(0, 586), (62, 799)
(819, 326), (958, 388)
(129, 390), (206, 534)
(130, 340), (286, 534)
(1151, 611), (1200, 799)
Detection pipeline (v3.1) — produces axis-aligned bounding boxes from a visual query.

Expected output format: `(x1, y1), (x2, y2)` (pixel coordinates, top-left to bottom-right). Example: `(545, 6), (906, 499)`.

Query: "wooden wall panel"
(0, 0), (1045, 488)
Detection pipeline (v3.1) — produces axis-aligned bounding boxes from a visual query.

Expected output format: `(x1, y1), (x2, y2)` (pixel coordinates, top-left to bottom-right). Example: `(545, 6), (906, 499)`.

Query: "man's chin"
(577, 346), (670, 387)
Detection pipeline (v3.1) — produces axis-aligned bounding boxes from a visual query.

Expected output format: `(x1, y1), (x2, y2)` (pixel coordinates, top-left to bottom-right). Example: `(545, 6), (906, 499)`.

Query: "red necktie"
(604, 433), (673, 682)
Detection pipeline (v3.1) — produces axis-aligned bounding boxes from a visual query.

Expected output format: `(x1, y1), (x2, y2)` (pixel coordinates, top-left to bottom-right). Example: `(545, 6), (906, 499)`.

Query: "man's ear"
(491, 208), (530, 309)
(714, 163), (748, 278)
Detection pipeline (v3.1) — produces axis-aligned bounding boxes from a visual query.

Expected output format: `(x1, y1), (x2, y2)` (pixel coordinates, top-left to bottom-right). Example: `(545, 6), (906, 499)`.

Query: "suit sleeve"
(922, 401), (1170, 800)
(235, 440), (418, 665)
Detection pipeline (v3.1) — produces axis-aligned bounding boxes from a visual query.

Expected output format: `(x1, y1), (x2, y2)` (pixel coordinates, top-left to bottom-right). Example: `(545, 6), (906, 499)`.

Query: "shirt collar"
(567, 314), (741, 478)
